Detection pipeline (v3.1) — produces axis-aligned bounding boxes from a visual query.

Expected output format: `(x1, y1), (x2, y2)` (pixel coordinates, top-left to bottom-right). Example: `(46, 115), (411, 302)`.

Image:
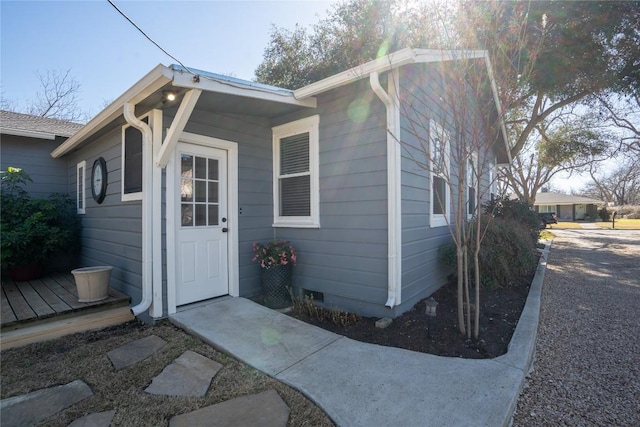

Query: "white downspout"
(370, 70), (402, 309)
(124, 103), (154, 316)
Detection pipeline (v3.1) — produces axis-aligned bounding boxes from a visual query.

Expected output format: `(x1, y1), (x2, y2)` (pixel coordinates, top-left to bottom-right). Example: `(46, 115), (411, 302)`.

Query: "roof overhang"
(52, 64), (317, 159)
(0, 127), (57, 140)
(295, 47), (512, 164)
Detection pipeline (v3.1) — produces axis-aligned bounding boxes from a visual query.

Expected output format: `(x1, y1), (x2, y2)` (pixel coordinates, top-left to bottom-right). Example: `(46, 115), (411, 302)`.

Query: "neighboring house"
(47, 48), (509, 321)
(534, 190), (603, 221)
(0, 110), (83, 198)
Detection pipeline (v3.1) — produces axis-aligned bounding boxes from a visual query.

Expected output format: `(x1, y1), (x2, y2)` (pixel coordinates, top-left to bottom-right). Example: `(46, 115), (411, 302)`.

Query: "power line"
(106, 0), (195, 74)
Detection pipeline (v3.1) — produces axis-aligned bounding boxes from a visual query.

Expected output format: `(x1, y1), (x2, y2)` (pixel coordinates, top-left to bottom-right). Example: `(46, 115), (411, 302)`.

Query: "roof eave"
(51, 65), (174, 158)
(170, 70), (316, 109)
(0, 127), (57, 140)
(294, 48), (490, 99)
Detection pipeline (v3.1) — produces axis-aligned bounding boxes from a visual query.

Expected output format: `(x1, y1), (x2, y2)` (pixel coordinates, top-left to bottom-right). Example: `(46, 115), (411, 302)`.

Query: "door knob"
(222, 228), (228, 233)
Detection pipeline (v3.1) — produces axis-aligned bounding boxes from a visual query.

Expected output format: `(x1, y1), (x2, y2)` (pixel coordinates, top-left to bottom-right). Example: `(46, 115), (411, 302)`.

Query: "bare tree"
(27, 69), (83, 122)
(584, 154), (640, 206)
(596, 93), (640, 154)
(502, 110), (613, 204)
(388, 52), (500, 340)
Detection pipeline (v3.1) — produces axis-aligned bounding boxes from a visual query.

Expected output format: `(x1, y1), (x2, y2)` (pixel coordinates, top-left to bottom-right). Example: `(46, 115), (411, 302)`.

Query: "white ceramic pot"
(71, 266), (113, 302)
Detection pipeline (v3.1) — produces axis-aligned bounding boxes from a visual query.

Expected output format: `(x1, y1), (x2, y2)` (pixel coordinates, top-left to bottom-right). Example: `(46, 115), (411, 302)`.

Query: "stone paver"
(145, 350), (222, 397)
(67, 409), (116, 427)
(107, 335), (167, 370)
(0, 380), (93, 427)
(168, 389), (290, 427)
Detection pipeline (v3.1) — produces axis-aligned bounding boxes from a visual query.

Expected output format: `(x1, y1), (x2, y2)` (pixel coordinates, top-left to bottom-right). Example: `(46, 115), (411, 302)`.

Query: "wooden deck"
(1, 272), (134, 349)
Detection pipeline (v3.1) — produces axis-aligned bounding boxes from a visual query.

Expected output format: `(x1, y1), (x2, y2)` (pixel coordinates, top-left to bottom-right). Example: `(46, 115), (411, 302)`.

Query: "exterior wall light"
(425, 297), (438, 339)
(163, 91), (176, 102)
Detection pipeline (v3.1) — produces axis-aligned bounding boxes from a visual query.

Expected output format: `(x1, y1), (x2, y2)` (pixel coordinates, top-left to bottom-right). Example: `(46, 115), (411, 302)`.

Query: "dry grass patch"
(0, 320), (334, 427)
(596, 218), (640, 229)
(552, 222), (583, 229)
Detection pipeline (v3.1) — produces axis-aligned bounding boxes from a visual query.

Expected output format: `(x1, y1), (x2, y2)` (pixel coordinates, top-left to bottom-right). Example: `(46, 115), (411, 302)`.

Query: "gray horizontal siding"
(274, 80), (390, 316)
(398, 62), (499, 313)
(0, 134), (69, 198)
(398, 63), (457, 313)
(64, 125), (144, 303)
(176, 108), (275, 298)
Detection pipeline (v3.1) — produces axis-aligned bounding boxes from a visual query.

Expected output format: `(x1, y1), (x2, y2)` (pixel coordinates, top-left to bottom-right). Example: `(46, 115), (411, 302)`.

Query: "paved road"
(513, 228), (640, 426)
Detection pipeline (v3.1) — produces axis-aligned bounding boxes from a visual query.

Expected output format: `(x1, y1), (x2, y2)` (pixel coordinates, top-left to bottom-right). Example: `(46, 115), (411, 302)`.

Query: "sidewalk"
(171, 243), (549, 427)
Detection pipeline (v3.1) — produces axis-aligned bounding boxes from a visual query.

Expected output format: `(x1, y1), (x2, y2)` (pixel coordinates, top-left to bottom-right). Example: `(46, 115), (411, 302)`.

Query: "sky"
(1, 0), (334, 118)
(0, 1), (596, 193)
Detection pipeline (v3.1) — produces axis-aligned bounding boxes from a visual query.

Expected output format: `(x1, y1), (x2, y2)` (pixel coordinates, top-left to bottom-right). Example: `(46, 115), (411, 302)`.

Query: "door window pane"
(195, 204), (207, 226)
(195, 181), (206, 202)
(208, 205), (219, 226)
(195, 156), (207, 179)
(181, 204), (193, 226)
(180, 154), (223, 228)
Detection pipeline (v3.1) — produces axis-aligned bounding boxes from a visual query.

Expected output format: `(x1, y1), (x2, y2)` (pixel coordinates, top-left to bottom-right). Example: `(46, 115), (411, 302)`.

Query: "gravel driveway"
(513, 228), (640, 426)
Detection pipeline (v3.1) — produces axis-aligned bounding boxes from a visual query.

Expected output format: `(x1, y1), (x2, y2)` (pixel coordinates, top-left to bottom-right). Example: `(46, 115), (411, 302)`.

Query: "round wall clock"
(91, 157), (108, 204)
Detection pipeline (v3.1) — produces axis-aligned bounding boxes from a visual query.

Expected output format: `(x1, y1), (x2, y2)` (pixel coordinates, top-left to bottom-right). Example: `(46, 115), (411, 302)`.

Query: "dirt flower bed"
(288, 275), (532, 359)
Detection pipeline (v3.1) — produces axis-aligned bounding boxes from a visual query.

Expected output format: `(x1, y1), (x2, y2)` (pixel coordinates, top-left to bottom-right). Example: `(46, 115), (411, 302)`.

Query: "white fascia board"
(294, 48), (491, 99)
(483, 55), (512, 164)
(294, 48), (417, 99)
(170, 71), (316, 109)
(51, 65), (173, 158)
(0, 127), (56, 140)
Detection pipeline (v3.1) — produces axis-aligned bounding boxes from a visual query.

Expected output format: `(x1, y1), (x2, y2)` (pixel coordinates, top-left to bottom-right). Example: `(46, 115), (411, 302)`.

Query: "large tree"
(2, 69), (86, 123)
(255, 0), (456, 89)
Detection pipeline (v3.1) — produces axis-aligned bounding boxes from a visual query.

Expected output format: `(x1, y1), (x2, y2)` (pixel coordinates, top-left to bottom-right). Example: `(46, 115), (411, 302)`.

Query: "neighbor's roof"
(535, 191), (603, 206)
(0, 110), (83, 140)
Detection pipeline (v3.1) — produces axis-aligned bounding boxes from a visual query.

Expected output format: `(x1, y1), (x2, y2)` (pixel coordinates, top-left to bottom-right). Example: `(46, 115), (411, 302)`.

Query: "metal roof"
(0, 110), (83, 139)
(170, 65), (293, 96)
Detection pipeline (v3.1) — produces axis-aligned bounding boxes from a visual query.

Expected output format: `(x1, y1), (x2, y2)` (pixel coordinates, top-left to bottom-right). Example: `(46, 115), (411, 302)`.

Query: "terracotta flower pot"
(71, 266), (113, 302)
(8, 262), (46, 282)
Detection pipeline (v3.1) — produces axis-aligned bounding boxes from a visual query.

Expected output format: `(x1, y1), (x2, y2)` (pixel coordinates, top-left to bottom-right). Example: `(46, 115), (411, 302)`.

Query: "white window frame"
(539, 205), (555, 213)
(76, 160), (86, 214)
(121, 112), (151, 202)
(467, 153), (478, 219)
(272, 115), (320, 228)
(429, 120), (450, 228)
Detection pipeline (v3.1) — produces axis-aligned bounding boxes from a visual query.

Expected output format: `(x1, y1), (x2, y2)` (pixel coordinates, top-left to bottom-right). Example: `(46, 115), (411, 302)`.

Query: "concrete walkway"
(171, 243), (549, 427)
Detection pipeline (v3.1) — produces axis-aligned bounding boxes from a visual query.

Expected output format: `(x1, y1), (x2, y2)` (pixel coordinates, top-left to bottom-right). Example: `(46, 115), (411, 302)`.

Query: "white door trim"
(166, 132), (239, 315)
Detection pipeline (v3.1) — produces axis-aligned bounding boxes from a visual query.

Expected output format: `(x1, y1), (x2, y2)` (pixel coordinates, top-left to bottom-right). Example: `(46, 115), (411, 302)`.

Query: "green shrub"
(1, 167), (81, 268)
(483, 195), (540, 246)
(598, 207), (611, 222)
(439, 215), (540, 289)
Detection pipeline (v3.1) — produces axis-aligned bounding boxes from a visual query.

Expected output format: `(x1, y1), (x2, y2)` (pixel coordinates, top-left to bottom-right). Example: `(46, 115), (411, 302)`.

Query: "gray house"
(0, 110), (83, 198)
(534, 190), (603, 221)
(49, 48), (509, 321)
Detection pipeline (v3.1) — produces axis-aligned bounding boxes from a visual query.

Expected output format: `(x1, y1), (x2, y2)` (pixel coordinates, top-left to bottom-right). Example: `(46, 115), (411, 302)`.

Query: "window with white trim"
(121, 116), (148, 201)
(272, 115), (320, 228)
(539, 205), (555, 213)
(429, 120), (450, 227)
(467, 155), (478, 218)
(77, 161), (86, 214)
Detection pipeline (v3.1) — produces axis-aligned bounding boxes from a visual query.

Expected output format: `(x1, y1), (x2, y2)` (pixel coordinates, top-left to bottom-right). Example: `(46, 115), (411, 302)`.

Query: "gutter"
(123, 103), (154, 316)
(370, 70), (402, 309)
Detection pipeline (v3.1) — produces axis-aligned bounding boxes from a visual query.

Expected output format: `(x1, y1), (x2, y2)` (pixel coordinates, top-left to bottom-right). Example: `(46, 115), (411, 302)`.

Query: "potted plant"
(252, 240), (297, 309)
(1, 167), (81, 281)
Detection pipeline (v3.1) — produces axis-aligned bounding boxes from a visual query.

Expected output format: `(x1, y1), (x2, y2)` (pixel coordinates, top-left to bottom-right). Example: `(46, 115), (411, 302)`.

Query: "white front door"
(175, 143), (228, 306)
(576, 204), (586, 220)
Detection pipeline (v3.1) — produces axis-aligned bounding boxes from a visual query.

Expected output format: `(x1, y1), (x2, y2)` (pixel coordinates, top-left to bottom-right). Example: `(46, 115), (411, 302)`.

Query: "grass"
(0, 320), (334, 427)
(595, 218), (640, 229)
(539, 230), (555, 240)
(551, 221), (583, 229)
